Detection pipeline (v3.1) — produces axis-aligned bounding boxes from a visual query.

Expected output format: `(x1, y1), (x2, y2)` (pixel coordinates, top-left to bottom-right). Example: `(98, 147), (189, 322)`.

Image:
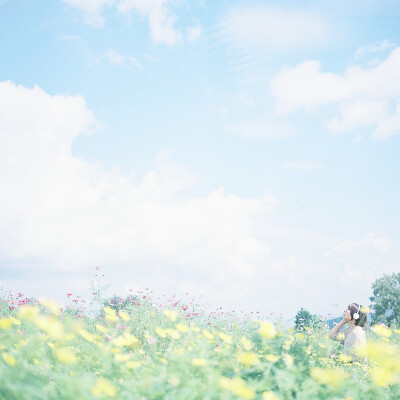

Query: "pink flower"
(106, 335), (112, 341)
(182, 306), (188, 311)
(147, 337), (155, 344)
(67, 293), (73, 297)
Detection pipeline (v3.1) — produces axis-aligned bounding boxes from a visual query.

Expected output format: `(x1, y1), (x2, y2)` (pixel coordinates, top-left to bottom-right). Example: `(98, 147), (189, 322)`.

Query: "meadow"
(0, 285), (399, 400)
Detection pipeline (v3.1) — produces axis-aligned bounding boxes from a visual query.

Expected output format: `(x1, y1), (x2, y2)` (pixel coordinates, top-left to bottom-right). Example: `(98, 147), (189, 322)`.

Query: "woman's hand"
(328, 319), (347, 339)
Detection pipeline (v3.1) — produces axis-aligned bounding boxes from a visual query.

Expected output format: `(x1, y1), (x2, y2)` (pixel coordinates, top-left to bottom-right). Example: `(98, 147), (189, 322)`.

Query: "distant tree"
(103, 294), (138, 313)
(295, 308), (317, 330)
(370, 273), (400, 326)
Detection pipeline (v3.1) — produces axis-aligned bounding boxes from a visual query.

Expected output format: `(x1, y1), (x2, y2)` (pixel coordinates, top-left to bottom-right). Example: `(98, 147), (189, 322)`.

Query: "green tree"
(370, 272), (400, 326)
(294, 307), (316, 330)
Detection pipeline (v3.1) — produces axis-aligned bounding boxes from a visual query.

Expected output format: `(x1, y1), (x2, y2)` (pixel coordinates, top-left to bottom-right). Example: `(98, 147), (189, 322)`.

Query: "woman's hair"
(348, 303), (367, 327)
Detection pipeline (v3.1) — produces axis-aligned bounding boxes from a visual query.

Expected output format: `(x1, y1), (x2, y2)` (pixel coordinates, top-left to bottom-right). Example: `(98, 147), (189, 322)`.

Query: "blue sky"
(0, 0), (399, 319)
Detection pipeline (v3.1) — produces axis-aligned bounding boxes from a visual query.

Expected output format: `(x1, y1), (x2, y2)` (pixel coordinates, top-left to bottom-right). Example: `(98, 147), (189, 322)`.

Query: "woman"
(328, 303), (367, 362)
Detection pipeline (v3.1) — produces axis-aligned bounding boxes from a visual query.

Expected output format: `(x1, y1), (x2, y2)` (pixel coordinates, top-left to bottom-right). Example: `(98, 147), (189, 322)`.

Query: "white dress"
(332, 326), (367, 362)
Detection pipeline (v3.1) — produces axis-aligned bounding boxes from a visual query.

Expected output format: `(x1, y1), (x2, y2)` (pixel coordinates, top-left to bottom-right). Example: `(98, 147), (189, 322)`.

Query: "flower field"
(1, 289), (400, 400)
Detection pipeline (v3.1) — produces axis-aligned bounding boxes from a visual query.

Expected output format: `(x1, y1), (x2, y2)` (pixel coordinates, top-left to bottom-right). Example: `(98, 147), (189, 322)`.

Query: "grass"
(0, 286), (399, 400)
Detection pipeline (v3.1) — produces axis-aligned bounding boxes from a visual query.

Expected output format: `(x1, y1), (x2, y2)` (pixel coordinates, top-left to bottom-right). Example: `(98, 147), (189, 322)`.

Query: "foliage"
(1, 289), (400, 400)
(370, 273), (400, 326)
(294, 308), (316, 330)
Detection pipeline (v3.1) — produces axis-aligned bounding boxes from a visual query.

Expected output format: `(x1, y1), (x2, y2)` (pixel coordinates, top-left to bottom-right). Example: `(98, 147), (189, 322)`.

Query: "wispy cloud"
(356, 39), (396, 57)
(61, 0), (183, 46)
(216, 5), (327, 51)
(208, 4), (327, 85)
(270, 47), (400, 139)
(103, 48), (143, 69)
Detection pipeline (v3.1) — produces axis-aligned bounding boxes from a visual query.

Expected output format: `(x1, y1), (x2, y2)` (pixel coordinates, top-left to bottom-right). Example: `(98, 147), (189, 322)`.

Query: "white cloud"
(373, 104), (400, 140)
(0, 80), (273, 286)
(62, 0), (181, 45)
(103, 48), (143, 69)
(327, 100), (388, 134)
(61, 0), (115, 27)
(325, 233), (393, 258)
(356, 39), (396, 57)
(117, 0), (181, 46)
(270, 47), (400, 139)
(217, 5), (327, 51)
(2, 81), (398, 318)
(210, 5), (327, 85)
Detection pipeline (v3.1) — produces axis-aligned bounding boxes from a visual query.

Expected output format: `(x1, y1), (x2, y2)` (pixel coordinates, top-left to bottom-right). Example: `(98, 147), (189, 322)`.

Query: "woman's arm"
(328, 319), (347, 339)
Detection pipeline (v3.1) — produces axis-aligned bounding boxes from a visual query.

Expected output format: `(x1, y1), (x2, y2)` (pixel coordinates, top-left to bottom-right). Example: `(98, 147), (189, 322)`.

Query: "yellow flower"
(163, 309), (178, 322)
(114, 354), (131, 362)
(2, 353), (16, 366)
(373, 325), (392, 337)
(18, 305), (40, 320)
(203, 329), (214, 340)
(34, 316), (64, 340)
(175, 323), (189, 333)
(155, 327), (167, 338)
(91, 378), (118, 398)
(40, 298), (62, 315)
(370, 367), (399, 387)
(265, 354), (279, 363)
(237, 352), (260, 367)
(219, 377), (255, 400)
(12, 317), (21, 326)
(0, 318), (13, 330)
(263, 392), (279, 400)
(310, 367), (347, 387)
(336, 333), (345, 341)
(126, 361), (141, 369)
(118, 311), (130, 321)
(55, 347), (76, 364)
(96, 324), (108, 333)
(104, 307), (119, 322)
(165, 329), (181, 340)
(113, 332), (140, 348)
(337, 354), (352, 363)
(259, 321), (276, 339)
(218, 332), (232, 344)
(77, 328), (98, 343)
(192, 358), (207, 366)
(240, 337), (253, 351)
